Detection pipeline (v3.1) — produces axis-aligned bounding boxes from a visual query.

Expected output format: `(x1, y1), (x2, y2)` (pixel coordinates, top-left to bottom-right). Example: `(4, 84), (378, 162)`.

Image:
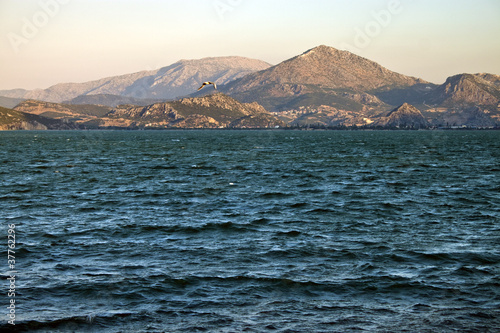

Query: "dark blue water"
(1, 130), (499, 332)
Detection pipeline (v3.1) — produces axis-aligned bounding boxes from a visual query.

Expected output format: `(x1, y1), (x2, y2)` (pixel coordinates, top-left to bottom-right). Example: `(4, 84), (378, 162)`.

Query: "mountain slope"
(222, 45), (426, 111)
(15, 93), (283, 129)
(108, 93), (284, 128)
(428, 73), (500, 106)
(0, 57), (271, 103)
(374, 103), (429, 128)
(14, 100), (112, 118)
(476, 73), (500, 88)
(63, 94), (164, 107)
(227, 45), (424, 92)
(0, 106), (76, 130)
(133, 57), (271, 100)
(0, 96), (25, 109)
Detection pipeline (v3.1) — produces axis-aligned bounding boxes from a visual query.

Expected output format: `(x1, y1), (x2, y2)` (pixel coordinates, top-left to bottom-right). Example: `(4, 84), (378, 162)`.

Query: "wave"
(275, 230), (303, 237)
(30, 271), (495, 304)
(259, 191), (294, 198)
(4, 131), (500, 332)
(114, 221), (259, 235)
(402, 250), (500, 266)
(2, 312), (136, 333)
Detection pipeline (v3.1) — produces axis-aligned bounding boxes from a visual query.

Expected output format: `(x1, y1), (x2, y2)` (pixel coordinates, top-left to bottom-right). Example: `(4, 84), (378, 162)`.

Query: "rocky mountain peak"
(299, 45), (345, 58)
(299, 45), (362, 61)
(432, 73), (500, 106)
(178, 92), (266, 115)
(105, 92), (279, 129)
(389, 102), (421, 115)
(375, 103), (428, 128)
(475, 73), (500, 87)
(225, 45), (426, 101)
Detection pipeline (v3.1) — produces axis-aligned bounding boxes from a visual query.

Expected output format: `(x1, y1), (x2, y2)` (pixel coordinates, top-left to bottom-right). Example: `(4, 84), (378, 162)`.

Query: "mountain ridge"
(235, 45), (426, 91)
(221, 45), (427, 112)
(106, 92), (284, 128)
(429, 73), (500, 106)
(0, 56), (271, 103)
(13, 93), (284, 129)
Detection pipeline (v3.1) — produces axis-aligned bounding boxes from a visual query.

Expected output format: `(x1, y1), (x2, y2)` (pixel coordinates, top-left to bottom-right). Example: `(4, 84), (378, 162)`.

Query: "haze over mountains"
(1, 45), (499, 129)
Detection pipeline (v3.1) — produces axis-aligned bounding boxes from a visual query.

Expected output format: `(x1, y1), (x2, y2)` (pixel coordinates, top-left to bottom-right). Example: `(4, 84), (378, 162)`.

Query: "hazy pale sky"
(1, 0), (499, 90)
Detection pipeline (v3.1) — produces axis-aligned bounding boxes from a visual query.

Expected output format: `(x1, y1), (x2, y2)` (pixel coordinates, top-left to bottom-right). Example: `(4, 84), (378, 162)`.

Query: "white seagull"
(198, 81), (217, 91)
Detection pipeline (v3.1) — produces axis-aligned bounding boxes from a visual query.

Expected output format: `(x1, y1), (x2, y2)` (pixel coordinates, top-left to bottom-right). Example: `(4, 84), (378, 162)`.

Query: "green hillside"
(0, 106), (29, 125)
(0, 106), (77, 130)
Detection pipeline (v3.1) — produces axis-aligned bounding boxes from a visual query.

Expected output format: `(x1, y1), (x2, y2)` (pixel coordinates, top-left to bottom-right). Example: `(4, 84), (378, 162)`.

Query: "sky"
(1, 0), (499, 90)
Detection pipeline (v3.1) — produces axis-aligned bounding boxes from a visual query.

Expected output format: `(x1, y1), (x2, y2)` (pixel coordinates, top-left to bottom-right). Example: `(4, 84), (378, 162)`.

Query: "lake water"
(1, 130), (499, 332)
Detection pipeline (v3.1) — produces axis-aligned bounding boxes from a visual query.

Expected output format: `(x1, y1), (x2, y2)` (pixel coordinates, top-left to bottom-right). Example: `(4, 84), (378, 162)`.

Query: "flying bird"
(198, 81), (217, 91)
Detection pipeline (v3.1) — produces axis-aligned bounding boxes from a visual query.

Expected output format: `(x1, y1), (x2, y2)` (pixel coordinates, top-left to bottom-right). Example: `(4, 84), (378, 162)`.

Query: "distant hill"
(221, 45), (427, 112)
(14, 100), (111, 118)
(108, 93), (284, 129)
(13, 93), (283, 129)
(413, 73), (500, 127)
(63, 94), (165, 107)
(14, 100), (112, 129)
(428, 73), (500, 107)
(374, 103), (429, 128)
(423, 105), (498, 128)
(0, 56), (271, 103)
(0, 96), (25, 108)
(0, 106), (76, 130)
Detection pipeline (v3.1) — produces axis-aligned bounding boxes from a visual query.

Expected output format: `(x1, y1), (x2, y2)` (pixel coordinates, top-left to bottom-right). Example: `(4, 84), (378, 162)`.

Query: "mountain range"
(0, 56), (271, 103)
(220, 46), (499, 128)
(12, 93), (284, 129)
(1, 45), (499, 130)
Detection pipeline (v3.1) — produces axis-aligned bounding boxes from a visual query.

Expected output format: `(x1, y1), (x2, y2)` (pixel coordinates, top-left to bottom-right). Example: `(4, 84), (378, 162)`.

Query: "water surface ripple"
(1, 130), (499, 332)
